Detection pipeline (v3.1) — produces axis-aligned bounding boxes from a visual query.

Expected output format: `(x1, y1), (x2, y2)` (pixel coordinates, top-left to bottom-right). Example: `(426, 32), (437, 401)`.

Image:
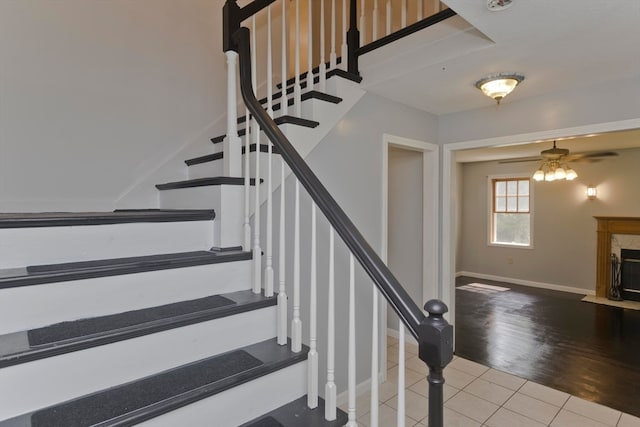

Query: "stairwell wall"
(265, 92), (437, 395)
(0, 0), (228, 211)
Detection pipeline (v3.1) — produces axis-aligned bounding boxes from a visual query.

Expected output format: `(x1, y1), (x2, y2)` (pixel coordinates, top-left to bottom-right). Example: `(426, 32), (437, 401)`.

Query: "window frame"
(487, 174), (534, 249)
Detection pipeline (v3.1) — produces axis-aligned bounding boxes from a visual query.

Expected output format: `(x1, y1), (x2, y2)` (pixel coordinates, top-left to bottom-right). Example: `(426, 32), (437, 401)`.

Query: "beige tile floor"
(339, 335), (640, 427)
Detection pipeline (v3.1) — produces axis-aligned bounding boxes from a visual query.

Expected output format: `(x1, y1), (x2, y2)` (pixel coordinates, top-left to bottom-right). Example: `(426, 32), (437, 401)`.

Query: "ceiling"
(358, 0), (640, 161)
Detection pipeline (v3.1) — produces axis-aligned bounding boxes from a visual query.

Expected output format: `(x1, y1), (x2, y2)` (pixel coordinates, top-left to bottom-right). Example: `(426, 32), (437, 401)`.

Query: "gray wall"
(0, 0), (227, 211)
(387, 146), (423, 331)
(457, 147), (640, 292)
(266, 92), (437, 394)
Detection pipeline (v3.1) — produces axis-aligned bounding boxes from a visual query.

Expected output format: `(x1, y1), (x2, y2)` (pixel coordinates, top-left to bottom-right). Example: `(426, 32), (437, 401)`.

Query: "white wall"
(387, 146), (423, 330)
(457, 147), (640, 293)
(0, 0), (227, 211)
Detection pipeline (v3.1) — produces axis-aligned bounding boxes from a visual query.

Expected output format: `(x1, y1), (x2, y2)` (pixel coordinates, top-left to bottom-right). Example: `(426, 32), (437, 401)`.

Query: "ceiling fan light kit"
(487, 0), (514, 11)
(475, 73), (524, 104)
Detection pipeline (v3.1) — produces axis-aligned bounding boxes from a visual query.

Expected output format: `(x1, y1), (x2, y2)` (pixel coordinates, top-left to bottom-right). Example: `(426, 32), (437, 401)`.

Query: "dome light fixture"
(475, 73), (525, 104)
(487, 0), (514, 11)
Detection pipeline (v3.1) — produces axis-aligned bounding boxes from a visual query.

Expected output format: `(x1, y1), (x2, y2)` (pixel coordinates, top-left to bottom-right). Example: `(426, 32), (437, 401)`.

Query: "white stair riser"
(0, 306), (277, 421)
(160, 185), (244, 249)
(0, 221), (214, 270)
(0, 260), (251, 335)
(138, 361), (306, 427)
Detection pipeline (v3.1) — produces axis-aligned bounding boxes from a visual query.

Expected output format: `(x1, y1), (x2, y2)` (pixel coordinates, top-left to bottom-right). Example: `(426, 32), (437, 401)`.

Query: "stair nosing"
(0, 290), (276, 369)
(0, 251), (252, 290)
(0, 210), (216, 229)
(211, 114), (321, 145)
(185, 144), (281, 167)
(156, 177), (262, 190)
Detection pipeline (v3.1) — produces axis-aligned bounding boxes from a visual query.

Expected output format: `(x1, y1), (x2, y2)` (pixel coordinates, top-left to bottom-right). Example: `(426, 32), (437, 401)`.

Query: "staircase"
(0, 1), (456, 426)
(0, 73), (354, 427)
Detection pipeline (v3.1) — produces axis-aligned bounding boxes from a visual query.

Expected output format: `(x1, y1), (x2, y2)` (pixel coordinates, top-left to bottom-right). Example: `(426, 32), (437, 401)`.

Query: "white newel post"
(224, 51), (242, 177)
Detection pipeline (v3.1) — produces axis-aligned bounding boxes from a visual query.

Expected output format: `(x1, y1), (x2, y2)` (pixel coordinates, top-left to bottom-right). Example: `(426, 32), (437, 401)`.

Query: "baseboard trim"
(456, 271), (595, 296)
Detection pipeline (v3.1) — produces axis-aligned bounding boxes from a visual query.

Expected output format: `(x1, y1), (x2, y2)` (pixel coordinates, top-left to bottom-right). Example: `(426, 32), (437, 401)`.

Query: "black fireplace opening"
(621, 249), (640, 301)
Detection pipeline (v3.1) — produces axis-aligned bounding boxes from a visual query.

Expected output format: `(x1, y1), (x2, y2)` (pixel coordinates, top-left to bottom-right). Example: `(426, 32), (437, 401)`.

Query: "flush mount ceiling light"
(475, 73), (525, 104)
(487, 0), (514, 11)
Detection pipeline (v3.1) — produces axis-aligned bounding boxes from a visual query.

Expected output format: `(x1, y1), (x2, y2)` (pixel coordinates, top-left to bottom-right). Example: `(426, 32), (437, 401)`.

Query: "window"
(491, 177), (531, 247)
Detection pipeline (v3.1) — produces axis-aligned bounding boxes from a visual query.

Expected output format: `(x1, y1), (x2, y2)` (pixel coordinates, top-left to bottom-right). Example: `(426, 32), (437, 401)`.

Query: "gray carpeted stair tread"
(0, 250), (252, 290)
(241, 396), (348, 427)
(0, 339), (308, 427)
(27, 295), (235, 346)
(0, 290), (275, 368)
(32, 350), (262, 427)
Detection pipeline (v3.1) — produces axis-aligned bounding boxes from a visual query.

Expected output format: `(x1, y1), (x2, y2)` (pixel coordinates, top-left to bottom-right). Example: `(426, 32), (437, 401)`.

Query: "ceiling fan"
(499, 141), (618, 182)
(499, 141), (618, 164)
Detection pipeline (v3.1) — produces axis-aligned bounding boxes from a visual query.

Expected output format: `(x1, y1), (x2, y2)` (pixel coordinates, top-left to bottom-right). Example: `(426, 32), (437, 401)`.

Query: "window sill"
(488, 242), (534, 250)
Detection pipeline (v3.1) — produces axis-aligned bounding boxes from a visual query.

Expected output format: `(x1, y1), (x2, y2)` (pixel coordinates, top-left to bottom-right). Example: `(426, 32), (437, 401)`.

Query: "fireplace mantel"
(595, 217), (640, 297)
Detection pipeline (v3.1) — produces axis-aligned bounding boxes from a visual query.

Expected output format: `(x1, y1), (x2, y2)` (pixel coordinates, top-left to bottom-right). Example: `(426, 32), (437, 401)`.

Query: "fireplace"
(595, 217), (640, 298)
(621, 249), (640, 301)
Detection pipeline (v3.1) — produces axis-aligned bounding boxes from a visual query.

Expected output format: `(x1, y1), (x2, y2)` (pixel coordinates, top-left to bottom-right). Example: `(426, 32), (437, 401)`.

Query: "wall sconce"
(587, 186), (597, 200)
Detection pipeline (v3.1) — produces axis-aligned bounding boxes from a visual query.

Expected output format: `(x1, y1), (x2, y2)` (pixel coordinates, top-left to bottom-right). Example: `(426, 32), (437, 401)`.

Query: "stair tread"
(0, 250), (251, 289)
(185, 144), (281, 167)
(1, 338), (307, 427)
(211, 115), (320, 144)
(156, 176), (261, 190)
(0, 209), (216, 229)
(0, 290), (276, 368)
(241, 396), (348, 427)
(252, 90), (342, 119)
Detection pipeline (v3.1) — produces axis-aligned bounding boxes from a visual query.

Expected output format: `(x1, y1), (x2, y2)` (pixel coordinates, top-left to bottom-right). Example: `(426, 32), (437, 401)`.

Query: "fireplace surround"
(595, 217), (640, 298)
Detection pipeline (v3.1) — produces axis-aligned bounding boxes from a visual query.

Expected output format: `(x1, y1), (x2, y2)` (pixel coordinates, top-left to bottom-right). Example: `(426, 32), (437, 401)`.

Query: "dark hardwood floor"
(455, 276), (640, 418)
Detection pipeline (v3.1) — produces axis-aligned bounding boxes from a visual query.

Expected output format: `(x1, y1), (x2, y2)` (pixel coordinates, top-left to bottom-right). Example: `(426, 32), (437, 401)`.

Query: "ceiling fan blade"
(498, 156), (543, 164)
(563, 151), (619, 161)
(567, 158), (604, 163)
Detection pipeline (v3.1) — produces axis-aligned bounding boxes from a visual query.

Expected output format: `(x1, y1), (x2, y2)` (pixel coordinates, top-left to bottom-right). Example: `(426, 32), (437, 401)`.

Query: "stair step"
(156, 177), (261, 191)
(185, 144), (281, 167)
(0, 289), (275, 369)
(277, 67), (362, 90)
(250, 90), (343, 123)
(241, 396), (348, 427)
(0, 209), (216, 229)
(0, 339), (308, 427)
(0, 250), (251, 290)
(211, 115), (319, 144)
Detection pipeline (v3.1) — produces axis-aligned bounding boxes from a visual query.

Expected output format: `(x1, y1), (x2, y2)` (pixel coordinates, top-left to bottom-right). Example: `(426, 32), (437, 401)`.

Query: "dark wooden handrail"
(232, 26), (425, 339)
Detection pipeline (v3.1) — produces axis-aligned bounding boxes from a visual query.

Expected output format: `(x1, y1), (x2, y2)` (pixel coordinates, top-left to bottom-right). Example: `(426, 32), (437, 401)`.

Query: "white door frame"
(441, 118), (640, 330)
(381, 133), (439, 351)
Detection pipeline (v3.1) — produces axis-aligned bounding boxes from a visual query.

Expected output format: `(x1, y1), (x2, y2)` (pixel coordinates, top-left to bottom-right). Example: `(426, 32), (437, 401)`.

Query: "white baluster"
(224, 51), (242, 177)
(291, 180), (302, 352)
(401, 0), (407, 27)
(320, 0), (327, 91)
(281, 0), (288, 117)
(307, 203), (318, 408)
(330, 0), (338, 69)
(417, 0), (423, 20)
(341, 0), (348, 70)
(277, 157), (287, 345)
(243, 108), (251, 252)
(251, 15), (262, 295)
(346, 254), (357, 427)
(325, 227), (337, 421)
(397, 323), (406, 427)
(434, 0), (441, 13)
(372, 0), (379, 41)
(294, 0), (302, 116)
(370, 287), (379, 427)
(264, 5), (274, 297)
(386, 0), (392, 35)
(307, 0), (314, 92)
(360, 0), (366, 45)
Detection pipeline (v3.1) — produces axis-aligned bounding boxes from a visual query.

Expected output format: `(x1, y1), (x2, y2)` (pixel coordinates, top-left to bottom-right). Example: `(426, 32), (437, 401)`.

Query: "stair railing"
(223, 1), (455, 426)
